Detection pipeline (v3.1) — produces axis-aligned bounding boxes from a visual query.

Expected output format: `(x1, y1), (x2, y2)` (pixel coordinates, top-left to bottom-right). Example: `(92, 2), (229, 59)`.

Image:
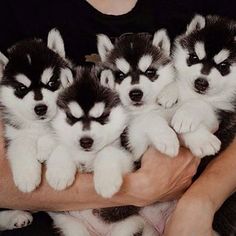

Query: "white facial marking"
(27, 54), (31, 64)
(89, 102), (105, 118)
(15, 74), (31, 87)
(214, 49), (230, 64)
(41, 67), (54, 84)
(194, 42), (206, 60)
(68, 102), (83, 118)
(115, 58), (130, 74)
(138, 55), (153, 72)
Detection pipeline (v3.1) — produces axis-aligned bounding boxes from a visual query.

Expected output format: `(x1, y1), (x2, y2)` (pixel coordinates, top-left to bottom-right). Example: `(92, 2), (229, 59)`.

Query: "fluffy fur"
(171, 15), (236, 236)
(97, 30), (179, 160)
(48, 67), (155, 236)
(0, 28), (72, 230)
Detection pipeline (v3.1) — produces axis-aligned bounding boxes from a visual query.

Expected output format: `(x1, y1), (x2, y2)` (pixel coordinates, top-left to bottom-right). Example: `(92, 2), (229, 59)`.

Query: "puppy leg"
(111, 215), (157, 236)
(8, 138), (41, 192)
(46, 145), (76, 191)
(94, 146), (133, 198)
(171, 99), (217, 133)
(147, 116), (179, 158)
(49, 212), (90, 236)
(37, 134), (56, 163)
(181, 125), (221, 158)
(0, 210), (33, 230)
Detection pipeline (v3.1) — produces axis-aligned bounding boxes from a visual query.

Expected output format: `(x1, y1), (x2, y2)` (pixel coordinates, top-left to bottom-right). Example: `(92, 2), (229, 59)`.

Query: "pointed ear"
(60, 68), (74, 88)
(186, 14), (206, 35)
(97, 34), (114, 62)
(100, 69), (115, 89)
(47, 28), (65, 58)
(0, 52), (8, 80)
(152, 29), (171, 56)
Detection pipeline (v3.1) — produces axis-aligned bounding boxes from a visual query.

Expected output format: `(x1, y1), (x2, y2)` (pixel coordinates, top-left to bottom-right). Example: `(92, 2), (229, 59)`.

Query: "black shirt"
(1, 0), (236, 65)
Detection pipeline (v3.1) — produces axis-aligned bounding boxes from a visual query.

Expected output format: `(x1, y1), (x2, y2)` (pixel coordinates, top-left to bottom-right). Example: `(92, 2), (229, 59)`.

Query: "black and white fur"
(0, 29), (73, 230)
(171, 15), (236, 236)
(97, 30), (179, 160)
(47, 67), (155, 236)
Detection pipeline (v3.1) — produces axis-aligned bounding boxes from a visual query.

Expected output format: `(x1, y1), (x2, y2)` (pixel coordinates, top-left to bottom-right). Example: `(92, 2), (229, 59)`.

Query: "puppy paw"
(46, 164), (76, 191)
(152, 130), (179, 158)
(171, 108), (201, 133)
(6, 211), (33, 230)
(13, 163), (41, 193)
(185, 133), (221, 158)
(94, 170), (123, 198)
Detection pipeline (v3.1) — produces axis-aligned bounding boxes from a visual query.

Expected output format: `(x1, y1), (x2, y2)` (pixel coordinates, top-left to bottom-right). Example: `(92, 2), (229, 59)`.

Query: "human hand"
(115, 147), (200, 207)
(164, 194), (216, 236)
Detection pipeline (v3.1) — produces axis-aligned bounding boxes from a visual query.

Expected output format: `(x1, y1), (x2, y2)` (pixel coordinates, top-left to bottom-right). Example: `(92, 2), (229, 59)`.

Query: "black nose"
(194, 78), (209, 92)
(34, 104), (48, 116)
(80, 137), (94, 150)
(129, 89), (143, 102)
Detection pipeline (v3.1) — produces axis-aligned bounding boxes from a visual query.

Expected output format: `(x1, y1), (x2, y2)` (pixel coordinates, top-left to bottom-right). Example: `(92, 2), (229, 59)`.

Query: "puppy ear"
(97, 34), (114, 62)
(152, 29), (171, 56)
(47, 28), (65, 58)
(60, 68), (74, 88)
(100, 69), (115, 89)
(186, 14), (206, 35)
(0, 52), (8, 80)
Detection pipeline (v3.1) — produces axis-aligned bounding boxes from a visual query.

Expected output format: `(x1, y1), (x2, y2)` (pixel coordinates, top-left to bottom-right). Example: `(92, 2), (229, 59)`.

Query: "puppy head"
(0, 29), (73, 122)
(53, 67), (127, 153)
(174, 15), (236, 97)
(97, 30), (175, 112)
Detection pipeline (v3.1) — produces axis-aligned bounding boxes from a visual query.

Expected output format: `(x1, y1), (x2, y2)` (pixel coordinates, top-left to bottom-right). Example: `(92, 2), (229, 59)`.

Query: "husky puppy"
(47, 67), (155, 236)
(0, 29), (73, 230)
(97, 30), (179, 161)
(172, 15), (236, 236)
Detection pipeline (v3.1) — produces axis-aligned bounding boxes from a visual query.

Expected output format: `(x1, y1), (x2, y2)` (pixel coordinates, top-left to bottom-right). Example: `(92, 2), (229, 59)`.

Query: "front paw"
(171, 108), (201, 133)
(13, 163), (41, 193)
(7, 211), (33, 230)
(152, 129), (179, 158)
(184, 133), (221, 158)
(46, 164), (76, 191)
(157, 83), (178, 108)
(94, 170), (123, 198)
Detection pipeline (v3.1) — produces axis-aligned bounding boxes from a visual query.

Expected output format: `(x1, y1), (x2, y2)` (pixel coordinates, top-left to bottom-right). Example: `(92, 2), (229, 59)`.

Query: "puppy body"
(0, 29), (73, 230)
(171, 15), (236, 235)
(48, 67), (155, 236)
(98, 31), (179, 161)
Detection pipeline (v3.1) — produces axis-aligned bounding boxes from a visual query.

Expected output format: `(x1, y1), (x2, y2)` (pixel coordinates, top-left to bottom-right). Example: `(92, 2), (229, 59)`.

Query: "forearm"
(0, 155), (127, 211)
(181, 138), (236, 211)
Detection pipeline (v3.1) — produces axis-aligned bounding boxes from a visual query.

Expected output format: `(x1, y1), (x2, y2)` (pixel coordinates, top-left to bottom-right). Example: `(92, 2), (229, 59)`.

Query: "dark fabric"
(1, 0), (236, 235)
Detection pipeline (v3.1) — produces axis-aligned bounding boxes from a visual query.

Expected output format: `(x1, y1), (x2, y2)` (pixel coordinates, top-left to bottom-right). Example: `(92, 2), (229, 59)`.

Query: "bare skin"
(164, 138), (236, 236)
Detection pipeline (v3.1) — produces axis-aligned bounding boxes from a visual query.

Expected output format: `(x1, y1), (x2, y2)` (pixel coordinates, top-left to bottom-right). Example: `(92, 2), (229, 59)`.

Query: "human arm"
(164, 138), (236, 236)
(0, 120), (198, 211)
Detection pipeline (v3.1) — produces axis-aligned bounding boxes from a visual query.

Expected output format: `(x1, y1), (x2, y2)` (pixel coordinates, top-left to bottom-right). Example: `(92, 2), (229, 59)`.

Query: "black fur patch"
(57, 67), (120, 128)
(93, 206), (140, 223)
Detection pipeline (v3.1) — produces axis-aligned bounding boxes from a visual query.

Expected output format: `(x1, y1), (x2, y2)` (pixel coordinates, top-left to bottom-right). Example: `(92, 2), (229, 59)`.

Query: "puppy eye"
(66, 112), (81, 125)
(188, 53), (200, 65)
(145, 68), (156, 78)
(47, 80), (59, 90)
(217, 62), (230, 75)
(93, 112), (110, 125)
(15, 84), (28, 95)
(115, 71), (126, 81)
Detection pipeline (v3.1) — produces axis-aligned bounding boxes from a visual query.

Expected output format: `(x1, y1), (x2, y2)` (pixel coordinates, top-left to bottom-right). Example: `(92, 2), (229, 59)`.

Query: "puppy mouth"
(132, 101), (143, 107)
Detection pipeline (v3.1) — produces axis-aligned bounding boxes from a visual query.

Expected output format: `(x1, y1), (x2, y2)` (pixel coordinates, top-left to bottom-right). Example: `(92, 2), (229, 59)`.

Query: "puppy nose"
(129, 89), (143, 102)
(80, 137), (94, 150)
(194, 78), (209, 92)
(34, 104), (48, 116)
